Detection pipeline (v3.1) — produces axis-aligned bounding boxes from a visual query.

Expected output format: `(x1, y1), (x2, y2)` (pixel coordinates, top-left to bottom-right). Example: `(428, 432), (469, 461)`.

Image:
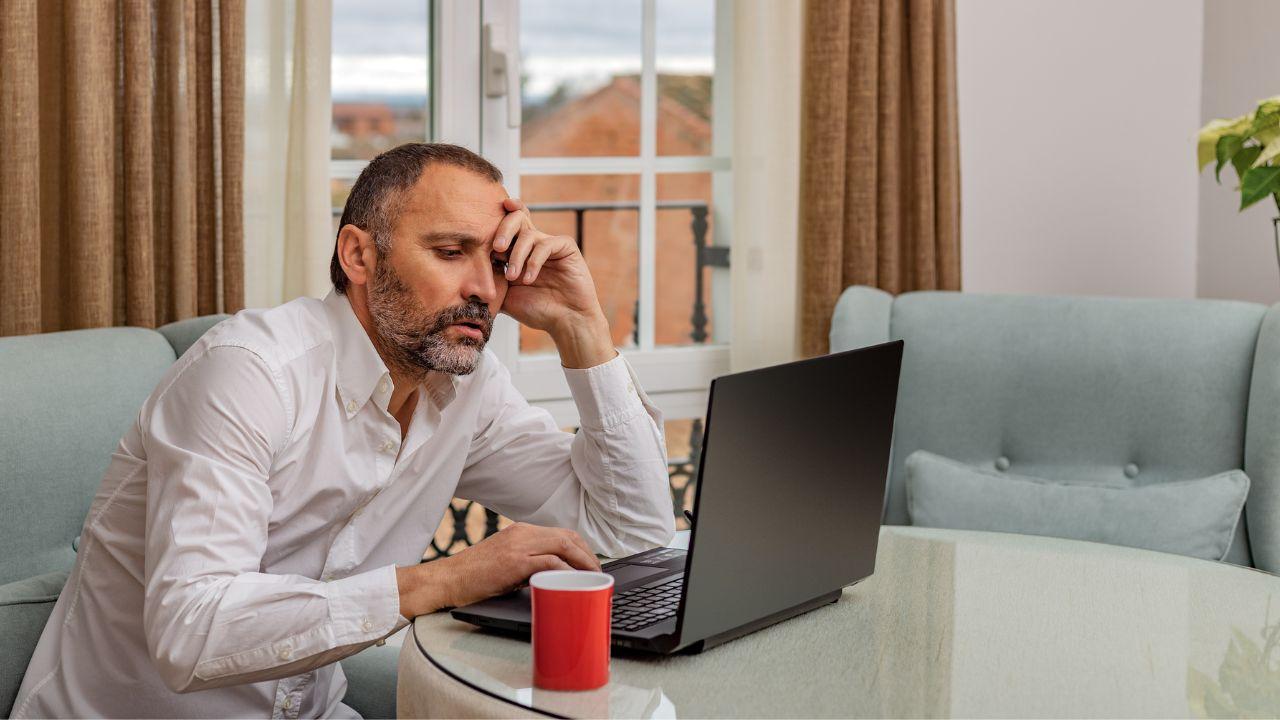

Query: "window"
(330, 0), (433, 230)
(482, 0), (733, 428)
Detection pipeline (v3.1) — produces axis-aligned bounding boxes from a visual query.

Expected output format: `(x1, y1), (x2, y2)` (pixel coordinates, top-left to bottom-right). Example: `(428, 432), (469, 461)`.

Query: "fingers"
(491, 208), (526, 255)
(521, 242), (555, 285)
(528, 554), (575, 575)
(518, 525), (600, 571)
(559, 528), (602, 571)
(504, 227), (536, 283)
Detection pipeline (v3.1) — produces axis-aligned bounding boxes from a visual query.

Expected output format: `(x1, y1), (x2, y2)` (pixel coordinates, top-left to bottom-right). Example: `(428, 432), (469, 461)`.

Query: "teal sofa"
(0, 318), (400, 718)
(830, 286), (1280, 574)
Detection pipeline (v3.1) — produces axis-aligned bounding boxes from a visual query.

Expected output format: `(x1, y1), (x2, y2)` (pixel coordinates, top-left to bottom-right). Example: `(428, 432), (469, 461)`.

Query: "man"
(12, 143), (675, 718)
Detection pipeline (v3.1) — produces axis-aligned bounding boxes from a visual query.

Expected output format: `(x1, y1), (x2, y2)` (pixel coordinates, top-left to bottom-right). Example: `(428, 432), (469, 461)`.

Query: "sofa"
(0, 317), (400, 718)
(829, 286), (1280, 574)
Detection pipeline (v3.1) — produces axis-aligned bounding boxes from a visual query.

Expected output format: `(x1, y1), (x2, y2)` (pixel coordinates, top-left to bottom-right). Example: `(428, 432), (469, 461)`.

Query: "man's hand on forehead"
(490, 197), (572, 286)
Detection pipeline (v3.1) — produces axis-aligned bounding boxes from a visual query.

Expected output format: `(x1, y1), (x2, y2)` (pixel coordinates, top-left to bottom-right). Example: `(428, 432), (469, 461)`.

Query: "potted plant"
(1198, 96), (1280, 277)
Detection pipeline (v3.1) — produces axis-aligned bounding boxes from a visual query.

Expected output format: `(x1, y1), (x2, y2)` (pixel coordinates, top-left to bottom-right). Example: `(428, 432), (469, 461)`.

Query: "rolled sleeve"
(563, 352), (651, 431)
(458, 352), (675, 559)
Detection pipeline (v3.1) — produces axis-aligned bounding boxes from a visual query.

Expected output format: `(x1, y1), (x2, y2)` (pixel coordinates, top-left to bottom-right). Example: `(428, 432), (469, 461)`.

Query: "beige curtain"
(0, 0), (244, 337)
(799, 0), (961, 356)
(731, 0), (803, 373)
(242, 0), (332, 308)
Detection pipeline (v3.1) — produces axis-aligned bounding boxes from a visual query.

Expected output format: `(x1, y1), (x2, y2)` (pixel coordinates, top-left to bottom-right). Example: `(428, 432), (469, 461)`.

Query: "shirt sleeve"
(140, 345), (409, 694)
(455, 351), (676, 559)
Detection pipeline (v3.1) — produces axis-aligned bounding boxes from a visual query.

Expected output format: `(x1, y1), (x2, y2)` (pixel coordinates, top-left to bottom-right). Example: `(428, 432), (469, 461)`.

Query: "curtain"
(730, 0), (804, 373)
(799, 0), (961, 356)
(242, 0), (331, 309)
(0, 0), (244, 337)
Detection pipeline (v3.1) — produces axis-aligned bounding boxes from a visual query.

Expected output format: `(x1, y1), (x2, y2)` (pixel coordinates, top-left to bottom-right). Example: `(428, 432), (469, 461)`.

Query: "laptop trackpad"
(606, 564), (670, 589)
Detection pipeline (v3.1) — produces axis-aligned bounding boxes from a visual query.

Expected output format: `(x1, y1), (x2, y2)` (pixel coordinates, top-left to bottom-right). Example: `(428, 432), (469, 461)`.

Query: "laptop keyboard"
(612, 575), (683, 632)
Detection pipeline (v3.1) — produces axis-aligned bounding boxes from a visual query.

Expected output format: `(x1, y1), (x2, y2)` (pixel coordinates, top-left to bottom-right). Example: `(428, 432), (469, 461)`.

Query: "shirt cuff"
(563, 352), (648, 430)
(327, 563), (405, 645)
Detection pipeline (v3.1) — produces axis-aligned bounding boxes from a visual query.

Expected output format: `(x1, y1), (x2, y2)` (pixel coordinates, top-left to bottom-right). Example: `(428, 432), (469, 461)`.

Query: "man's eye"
(491, 257), (507, 272)
(436, 249), (463, 259)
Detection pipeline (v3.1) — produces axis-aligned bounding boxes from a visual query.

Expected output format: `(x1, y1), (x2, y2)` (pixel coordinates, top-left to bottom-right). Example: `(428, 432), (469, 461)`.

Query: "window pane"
(666, 417), (704, 531)
(520, 174), (640, 353)
(330, 177), (355, 239)
(656, 0), (715, 156)
(655, 172), (728, 347)
(331, 0), (430, 161)
(520, 0), (642, 157)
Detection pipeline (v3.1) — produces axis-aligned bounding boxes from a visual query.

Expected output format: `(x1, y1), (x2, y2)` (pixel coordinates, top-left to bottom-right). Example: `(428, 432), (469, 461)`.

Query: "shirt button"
(378, 379), (390, 394)
(282, 697), (293, 709)
(278, 646), (292, 660)
(346, 399), (358, 413)
(627, 380), (636, 394)
(323, 573), (333, 581)
(362, 619), (373, 632)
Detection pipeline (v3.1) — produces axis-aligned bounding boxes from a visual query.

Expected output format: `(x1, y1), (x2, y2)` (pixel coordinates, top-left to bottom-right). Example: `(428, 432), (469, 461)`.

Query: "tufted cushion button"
(1124, 463), (1139, 478)
(995, 456), (1010, 471)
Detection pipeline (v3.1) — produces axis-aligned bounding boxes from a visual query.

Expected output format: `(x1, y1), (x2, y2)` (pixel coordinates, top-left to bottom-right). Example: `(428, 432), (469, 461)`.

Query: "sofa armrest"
(1245, 303), (1280, 574)
(829, 285), (893, 353)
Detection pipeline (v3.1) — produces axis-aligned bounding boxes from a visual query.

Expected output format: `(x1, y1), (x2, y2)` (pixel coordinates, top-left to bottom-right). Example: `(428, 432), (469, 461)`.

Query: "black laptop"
(450, 340), (903, 654)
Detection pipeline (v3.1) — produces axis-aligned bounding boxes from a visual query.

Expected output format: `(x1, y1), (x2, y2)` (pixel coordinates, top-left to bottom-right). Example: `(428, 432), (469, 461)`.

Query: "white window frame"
(480, 0), (734, 426)
(331, 0), (733, 427)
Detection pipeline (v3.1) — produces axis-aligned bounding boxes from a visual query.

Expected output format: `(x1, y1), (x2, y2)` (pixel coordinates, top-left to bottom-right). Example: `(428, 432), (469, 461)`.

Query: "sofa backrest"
(0, 316), (227, 586)
(830, 287), (1273, 569)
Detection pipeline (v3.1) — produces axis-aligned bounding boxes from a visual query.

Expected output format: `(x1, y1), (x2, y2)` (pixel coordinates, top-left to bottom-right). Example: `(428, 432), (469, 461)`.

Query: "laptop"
(450, 339), (904, 654)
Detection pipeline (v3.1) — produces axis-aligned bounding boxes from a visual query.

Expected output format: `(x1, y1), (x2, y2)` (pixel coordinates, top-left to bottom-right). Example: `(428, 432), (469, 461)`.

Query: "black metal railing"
(333, 202), (727, 557)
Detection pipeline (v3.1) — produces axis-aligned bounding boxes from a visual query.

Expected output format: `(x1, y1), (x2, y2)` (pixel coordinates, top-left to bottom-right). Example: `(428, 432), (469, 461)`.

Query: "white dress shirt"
(12, 290), (674, 719)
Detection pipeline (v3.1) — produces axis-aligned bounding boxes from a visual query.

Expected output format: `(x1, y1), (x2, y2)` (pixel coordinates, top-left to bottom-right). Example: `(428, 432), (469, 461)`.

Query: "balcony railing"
(332, 202), (727, 558)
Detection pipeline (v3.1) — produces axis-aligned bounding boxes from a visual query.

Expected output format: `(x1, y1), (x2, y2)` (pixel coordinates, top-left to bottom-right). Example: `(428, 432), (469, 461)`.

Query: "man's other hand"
(395, 522), (602, 619)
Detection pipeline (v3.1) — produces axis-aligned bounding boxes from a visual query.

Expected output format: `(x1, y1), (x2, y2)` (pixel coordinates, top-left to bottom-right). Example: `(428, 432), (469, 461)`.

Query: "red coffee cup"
(530, 570), (614, 691)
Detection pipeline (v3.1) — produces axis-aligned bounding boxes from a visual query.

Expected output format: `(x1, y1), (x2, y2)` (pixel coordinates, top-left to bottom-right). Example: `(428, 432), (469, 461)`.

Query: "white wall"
(957, 0), (1204, 299)
(1196, 0), (1280, 305)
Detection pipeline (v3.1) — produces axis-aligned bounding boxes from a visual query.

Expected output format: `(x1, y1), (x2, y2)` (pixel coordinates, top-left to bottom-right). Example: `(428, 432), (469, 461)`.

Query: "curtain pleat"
(0, 0), (41, 336)
(0, 0), (244, 337)
(122, 0), (156, 327)
(219, 0), (244, 313)
(800, 0), (961, 356)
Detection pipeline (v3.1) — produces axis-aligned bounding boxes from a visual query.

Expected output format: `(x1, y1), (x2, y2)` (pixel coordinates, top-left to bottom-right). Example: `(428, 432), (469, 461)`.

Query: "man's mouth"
(450, 321), (487, 340)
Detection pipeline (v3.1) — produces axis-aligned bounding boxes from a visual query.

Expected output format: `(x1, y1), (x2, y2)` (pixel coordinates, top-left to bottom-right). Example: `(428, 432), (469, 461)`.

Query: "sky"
(331, 0), (715, 102)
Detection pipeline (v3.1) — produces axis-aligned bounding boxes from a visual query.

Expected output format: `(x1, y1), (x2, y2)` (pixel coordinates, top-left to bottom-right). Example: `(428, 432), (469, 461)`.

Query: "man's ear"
(337, 224), (378, 288)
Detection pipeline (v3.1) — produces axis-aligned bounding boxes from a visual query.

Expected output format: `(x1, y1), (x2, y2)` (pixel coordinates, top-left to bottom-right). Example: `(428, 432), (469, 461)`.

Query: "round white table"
(396, 526), (1280, 718)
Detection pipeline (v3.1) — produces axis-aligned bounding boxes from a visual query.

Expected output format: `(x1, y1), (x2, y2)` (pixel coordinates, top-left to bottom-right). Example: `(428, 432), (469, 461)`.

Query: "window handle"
(482, 21), (522, 129)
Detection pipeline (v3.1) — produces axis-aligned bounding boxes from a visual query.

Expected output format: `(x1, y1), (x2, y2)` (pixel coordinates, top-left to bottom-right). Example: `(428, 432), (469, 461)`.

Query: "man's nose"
(461, 253), (499, 305)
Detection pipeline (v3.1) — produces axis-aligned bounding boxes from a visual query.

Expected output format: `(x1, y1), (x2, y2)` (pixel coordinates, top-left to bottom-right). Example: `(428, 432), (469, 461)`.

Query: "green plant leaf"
(1233, 145), (1263, 181)
(1199, 114), (1253, 171)
(1216, 135), (1244, 182)
(1256, 132), (1280, 168)
(1240, 166), (1280, 210)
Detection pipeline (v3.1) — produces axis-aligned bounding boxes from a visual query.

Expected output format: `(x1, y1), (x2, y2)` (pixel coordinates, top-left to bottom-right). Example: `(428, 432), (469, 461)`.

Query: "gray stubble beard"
(366, 256), (493, 377)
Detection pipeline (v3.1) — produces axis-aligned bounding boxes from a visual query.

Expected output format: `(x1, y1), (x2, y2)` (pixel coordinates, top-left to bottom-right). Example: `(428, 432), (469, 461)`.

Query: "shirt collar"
(322, 290), (459, 418)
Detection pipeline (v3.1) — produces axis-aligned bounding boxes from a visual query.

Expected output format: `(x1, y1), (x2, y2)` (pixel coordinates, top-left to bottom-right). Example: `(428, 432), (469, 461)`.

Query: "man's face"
(365, 164), (510, 376)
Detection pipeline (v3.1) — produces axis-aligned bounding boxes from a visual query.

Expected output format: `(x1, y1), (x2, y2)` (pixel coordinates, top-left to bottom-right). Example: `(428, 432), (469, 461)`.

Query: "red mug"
(530, 570), (614, 691)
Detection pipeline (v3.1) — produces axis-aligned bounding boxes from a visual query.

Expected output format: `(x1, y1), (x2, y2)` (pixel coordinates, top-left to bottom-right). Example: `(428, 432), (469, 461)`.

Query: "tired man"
(12, 143), (674, 718)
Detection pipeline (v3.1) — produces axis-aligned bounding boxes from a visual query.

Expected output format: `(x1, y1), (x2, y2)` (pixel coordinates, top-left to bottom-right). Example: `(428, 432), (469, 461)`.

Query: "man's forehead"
(398, 164), (507, 232)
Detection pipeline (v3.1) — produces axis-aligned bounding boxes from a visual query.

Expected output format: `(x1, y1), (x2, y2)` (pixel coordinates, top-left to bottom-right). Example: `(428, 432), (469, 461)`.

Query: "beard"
(365, 257), (493, 376)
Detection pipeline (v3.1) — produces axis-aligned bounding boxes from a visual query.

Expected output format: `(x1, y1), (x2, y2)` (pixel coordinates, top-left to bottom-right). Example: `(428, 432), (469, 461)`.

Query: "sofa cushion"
(340, 643), (400, 719)
(157, 314), (229, 359)
(0, 327), (178, 586)
(1, 570), (68, 717)
(905, 450), (1250, 561)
